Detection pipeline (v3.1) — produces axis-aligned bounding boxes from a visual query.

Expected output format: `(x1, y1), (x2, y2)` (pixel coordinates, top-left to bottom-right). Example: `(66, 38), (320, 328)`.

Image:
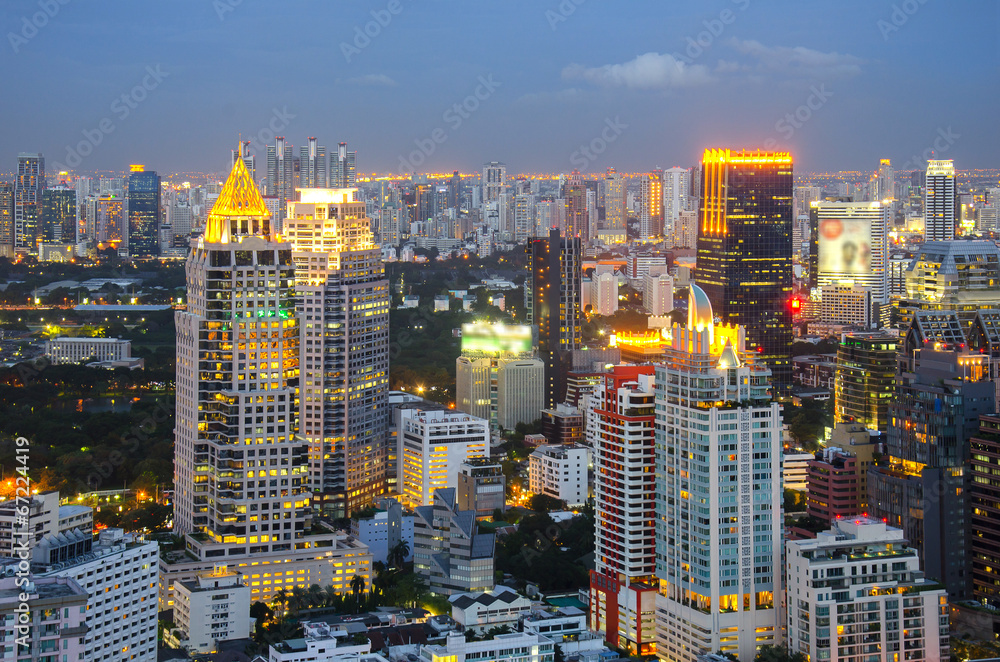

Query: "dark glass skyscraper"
(0, 181), (13, 256)
(527, 228), (581, 408)
(127, 165), (160, 256)
(41, 187), (77, 243)
(14, 153), (44, 254)
(694, 149), (793, 393)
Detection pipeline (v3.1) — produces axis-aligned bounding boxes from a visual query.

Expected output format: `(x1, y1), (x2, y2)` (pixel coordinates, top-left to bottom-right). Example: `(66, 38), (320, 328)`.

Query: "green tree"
(754, 645), (807, 662)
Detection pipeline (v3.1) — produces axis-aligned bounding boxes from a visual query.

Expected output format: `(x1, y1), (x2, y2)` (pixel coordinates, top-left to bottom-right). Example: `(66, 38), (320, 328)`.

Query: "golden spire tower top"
(204, 145), (271, 243)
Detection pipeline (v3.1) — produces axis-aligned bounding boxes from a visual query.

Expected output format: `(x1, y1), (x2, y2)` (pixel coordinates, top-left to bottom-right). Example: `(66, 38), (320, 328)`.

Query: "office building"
(171, 565), (251, 653)
(604, 168), (625, 235)
(805, 447), (864, 523)
(644, 273), (673, 316)
(0, 181), (13, 256)
(88, 194), (126, 245)
(14, 153), (44, 253)
(41, 186), (76, 243)
(654, 285), (782, 661)
(898, 240), (1000, 330)
(168, 150), (373, 607)
(350, 498), (414, 565)
(397, 407), (489, 508)
(45, 336), (132, 364)
(786, 518), (949, 662)
(695, 149), (794, 393)
(663, 167), (690, 237)
(563, 171), (589, 241)
(811, 201), (890, 304)
(589, 365), (657, 656)
(232, 141), (256, 182)
(817, 283), (873, 329)
(868, 312), (996, 598)
(970, 414), (1000, 608)
(876, 158), (895, 201)
(412, 488), (495, 596)
(0, 577), (88, 662)
(481, 162), (505, 204)
(285, 188), (390, 517)
(673, 209), (697, 249)
(456, 458), (505, 519)
(127, 165), (161, 257)
(301, 138), (328, 188)
(540, 403), (585, 445)
(528, 229), (582, 408)
(266, 137), (294, 220)
(330, 142), (356, 189)
(528, 443), (590, 507)
(834, 332), (897, 432)
(420, 632), (554, 662)
(924, 160), (956, 241)
(638, 172), (663, 241)
(590, 272), (618, 316)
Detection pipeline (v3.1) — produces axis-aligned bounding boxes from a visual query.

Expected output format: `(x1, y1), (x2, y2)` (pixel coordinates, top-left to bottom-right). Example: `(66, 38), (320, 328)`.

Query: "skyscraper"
(300, 137), (327, 188)
(603, 168), (625, 238)
(638, 172), (663, 242)
(167, 151), (373, 607)
(232, 141), (256, 182)
(285, 188), (390, 517)
(924, 159), (956, 241)
(694, 149), (794, 393)
(40, 186), (76, 243)
(481, 161), (506, 203)
(833, 331), (897, 432)
(654, 285), (783, 661)
(330, 142), (356, 188)
(448, 170), (461, 210)
(876, 158), (895, 201)
(266, 137), (294, 219)
(811, 200), (890, 304)
(662, 166), (690, 238)
(527, 229), (582, 409)
(14, 153), (44, 254)
(0, 181), (13, 256)
(563, 170), (588, 241)
(127, 165), (161, 257)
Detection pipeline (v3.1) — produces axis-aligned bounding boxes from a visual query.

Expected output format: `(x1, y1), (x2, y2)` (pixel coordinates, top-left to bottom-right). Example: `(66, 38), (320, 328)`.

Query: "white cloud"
(562, 52), (713, 90)
(344, 74), (398, 87)
(729, 39), (863, 77)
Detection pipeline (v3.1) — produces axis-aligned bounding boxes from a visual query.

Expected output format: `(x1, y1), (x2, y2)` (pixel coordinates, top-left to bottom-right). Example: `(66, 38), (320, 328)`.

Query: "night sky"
(2, 0), (997, 175)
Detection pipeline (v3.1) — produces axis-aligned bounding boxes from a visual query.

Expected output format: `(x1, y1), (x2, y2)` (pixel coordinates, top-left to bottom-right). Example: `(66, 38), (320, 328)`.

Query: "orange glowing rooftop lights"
(701, 148), (793, 165)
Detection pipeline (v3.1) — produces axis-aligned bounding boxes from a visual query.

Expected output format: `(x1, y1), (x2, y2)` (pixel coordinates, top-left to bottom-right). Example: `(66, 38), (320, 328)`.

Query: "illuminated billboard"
(818, 216), (872, 276)
(461, 323), (532, 354)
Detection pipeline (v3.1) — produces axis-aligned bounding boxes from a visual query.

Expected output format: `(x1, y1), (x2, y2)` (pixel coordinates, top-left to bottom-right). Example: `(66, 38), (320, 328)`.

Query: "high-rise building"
(672, 209), (697, 249)
(232, 141), (256, 182)
(643, 273), (673, 316)
(817, 283), (873, 329)
(589, 366), (657, 656)
(168, 150), (373, 606)
(455, 322), (544, 430)
(662, 166), (690, 237)
(527, 229), (582, 408)
(127, 165), (161, 257)
(41, 186), (76, 243)
(811, 201), (890, 304)
(528, 443), (590, 507)
(0, 577), (89, 662)
(654, 285), (782, 661)
(89, 193), (126, 245)
(512, 192), (536, 242)
(300, 137), (328, 189)
(695, 148), (794, 393)
(638, 172), (663, 242)
(868, 311), (997, 598)
(924, 159), (956, 241)
(834, 331), (897, 432)
(481, 162), (506, 203)
(970, 414), (1000, 608)
(563, 170), (588, 242)
(590, 272), (618, 316)
(330, 142), (356, 188)
(14, 153), (44, 253)
(0, 181), (12, 256)
(603, 168), (625, 235)
(456, 458), (505, 519)
(413, 488), (495, 596)
(449, 170), (462, 210)
(284, 188), (390, 517)
(876, 158), (895, 201)
(266, 137), (294, 220)
(786, 518), (949, 662)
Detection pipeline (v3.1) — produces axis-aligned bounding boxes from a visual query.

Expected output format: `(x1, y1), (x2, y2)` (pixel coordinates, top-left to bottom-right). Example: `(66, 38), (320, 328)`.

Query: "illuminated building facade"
(924, 159), (956, 242)
(663, 167), (690, 238)
(330, 142), (356, 189)
(300, 138), (328, 188)
(14, 152), (44, 254)
(285, 188), (390, 517)
(127, 165), (161, 257)
(168, 151), (370, 606)
(810, 201), (889, 304)
(589, 365), (658, 656)
(834, 332), (897, 432)
(41, 186), (76, 244)
(868, 311), (996, 598)
(654, 285), (782, 662)
(0, 181), (12, 256)
(528, 228), (582, 408)
(266, 137), (294, 221)
(639, 172), (663, 242)
(970, 414), (1000, 608)
(604, 168), (625, 235)
(563, 171), (589, 241)
(694, 149), (793, 394)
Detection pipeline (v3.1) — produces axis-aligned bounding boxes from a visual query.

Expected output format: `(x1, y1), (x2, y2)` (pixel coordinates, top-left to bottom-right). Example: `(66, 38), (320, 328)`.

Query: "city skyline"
(1, 1), (996, 174)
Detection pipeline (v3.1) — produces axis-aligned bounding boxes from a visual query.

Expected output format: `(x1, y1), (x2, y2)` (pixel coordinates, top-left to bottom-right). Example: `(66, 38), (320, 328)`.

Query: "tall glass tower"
(127, 165), (161, 256)
(695, 149), (794, 394)
(14, 152), (44, 254)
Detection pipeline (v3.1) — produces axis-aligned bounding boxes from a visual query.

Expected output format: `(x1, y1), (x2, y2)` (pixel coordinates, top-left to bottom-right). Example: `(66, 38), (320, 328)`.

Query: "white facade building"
(419, 632), (554, 662)
(528, 444), (590, 507)
(350, 499), (414, 565)
(448, 585), (532, 634)
(662, 167), (690, 236)
(786, 518), (949, 662)
(268, 621), (374, 662)
(819, 283), (873, 329)
(783, 450), (814, 492)
(172, 565), (251, 653)
(591, 273), (618, 316)
(0, 577), (89, 662)
(643, 273), (674, 316)
(812, 201), (889, 304)
(45, 337), (132, 364)
(522, 606), (605, 656)
(924, 160), (956, 242)
(654, 286), (783, 662)
(0, 491), (93, 557)
(456, 355), (544, 430)
(397, 408), (489, 508)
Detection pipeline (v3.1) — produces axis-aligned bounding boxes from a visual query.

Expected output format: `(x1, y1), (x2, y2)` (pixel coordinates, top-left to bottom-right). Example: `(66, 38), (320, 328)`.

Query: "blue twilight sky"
(1, 0), (997, 176)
